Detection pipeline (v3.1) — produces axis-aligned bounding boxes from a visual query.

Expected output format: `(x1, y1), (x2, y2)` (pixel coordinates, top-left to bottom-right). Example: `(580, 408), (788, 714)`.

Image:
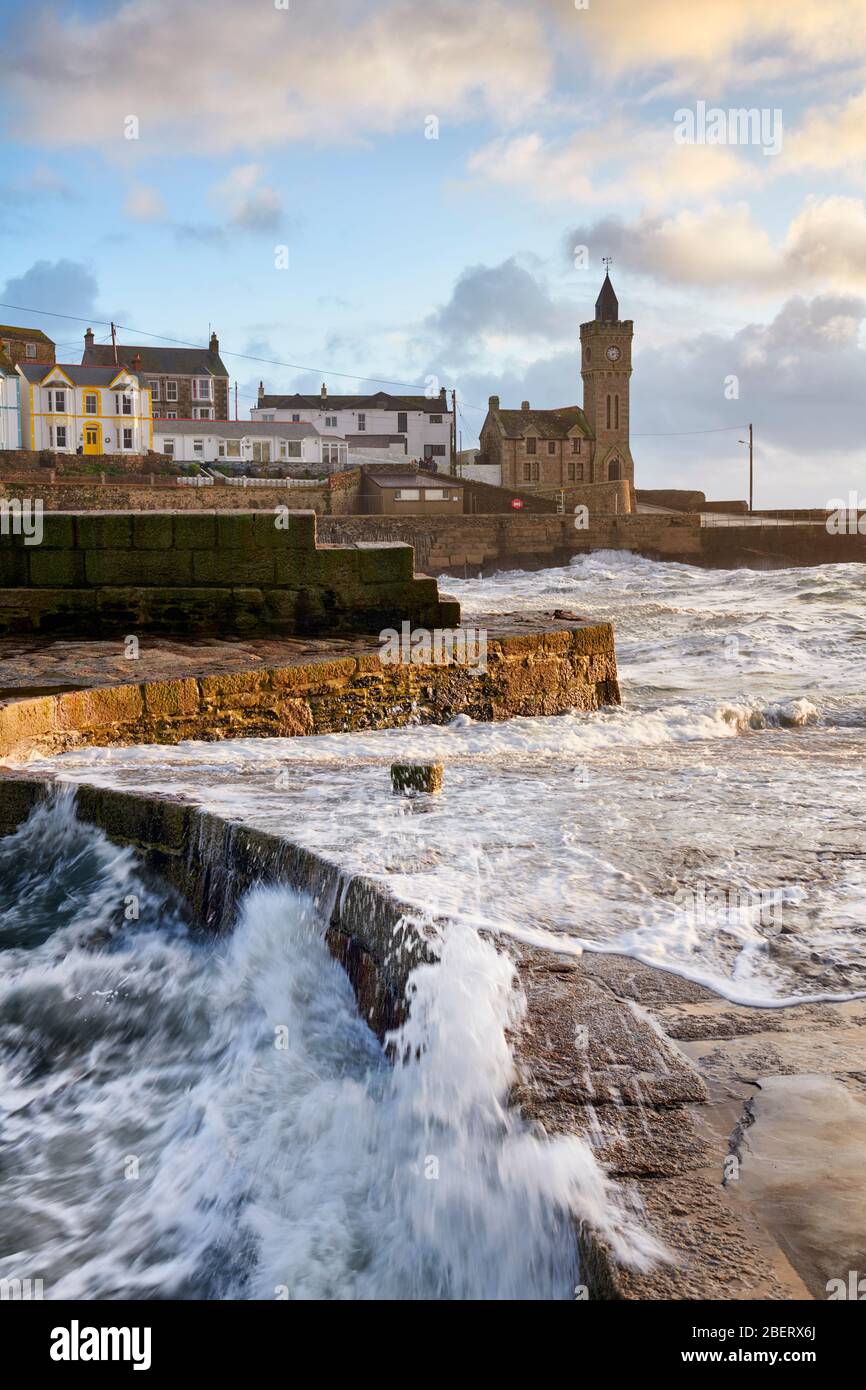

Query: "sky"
(0, 0), (864, 506)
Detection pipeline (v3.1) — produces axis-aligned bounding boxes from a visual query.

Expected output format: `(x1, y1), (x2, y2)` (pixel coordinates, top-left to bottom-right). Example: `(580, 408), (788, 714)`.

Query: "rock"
(390, 762), (443, 795)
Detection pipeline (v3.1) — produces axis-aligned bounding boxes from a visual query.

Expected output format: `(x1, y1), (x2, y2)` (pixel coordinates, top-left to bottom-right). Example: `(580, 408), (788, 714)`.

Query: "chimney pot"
(488, 395), (500, 408)
(521, 400), (530, 412)
(258, 381), (265, 401)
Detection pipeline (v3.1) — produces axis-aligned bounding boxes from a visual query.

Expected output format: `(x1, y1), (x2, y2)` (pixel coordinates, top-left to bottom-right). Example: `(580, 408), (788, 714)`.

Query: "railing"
(221, 475), (321, 487)
(700, 513), (818, 528)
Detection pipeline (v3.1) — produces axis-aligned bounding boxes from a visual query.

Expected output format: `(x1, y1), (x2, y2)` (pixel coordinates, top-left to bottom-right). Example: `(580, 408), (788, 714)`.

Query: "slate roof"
(18, 363), (147, 386)
(365, 472), (464, 489)
(258, 390), (449, 415)
(492, 405), (591, 439)
(83, 343), (229, 377)
(0, 324), (55, 345)
(153, 420), (323, 438)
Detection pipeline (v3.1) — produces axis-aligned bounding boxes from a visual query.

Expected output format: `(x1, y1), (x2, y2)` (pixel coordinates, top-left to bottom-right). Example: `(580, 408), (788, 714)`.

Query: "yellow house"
(17, 362), (152, 456)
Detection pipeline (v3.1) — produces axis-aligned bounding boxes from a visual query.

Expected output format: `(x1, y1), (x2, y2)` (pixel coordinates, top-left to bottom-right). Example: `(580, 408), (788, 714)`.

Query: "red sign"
(511, 497), (524, 510)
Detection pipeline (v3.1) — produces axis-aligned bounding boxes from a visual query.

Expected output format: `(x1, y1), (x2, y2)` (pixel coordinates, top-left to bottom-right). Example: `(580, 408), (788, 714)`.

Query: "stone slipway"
(0, 614), (619, 761)
(1, 766), (859, 1300)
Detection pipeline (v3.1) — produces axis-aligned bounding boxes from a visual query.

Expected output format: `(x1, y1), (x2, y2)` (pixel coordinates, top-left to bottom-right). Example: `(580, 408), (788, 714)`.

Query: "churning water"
(4, 551), (865, 1297)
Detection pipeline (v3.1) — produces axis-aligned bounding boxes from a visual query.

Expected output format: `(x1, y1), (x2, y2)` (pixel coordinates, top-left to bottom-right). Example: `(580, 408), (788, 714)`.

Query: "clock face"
(606, 345), (622, 362)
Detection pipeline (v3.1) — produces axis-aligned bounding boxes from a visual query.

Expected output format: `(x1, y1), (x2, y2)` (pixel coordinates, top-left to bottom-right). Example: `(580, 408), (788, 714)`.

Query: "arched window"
(609, 457), (621, 481)
(606, 394), (611, 430)
(614, 394), (620, 429)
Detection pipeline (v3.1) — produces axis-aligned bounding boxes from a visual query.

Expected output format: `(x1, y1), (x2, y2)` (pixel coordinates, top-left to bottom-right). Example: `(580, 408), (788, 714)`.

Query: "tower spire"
(595, 262), (619, 322)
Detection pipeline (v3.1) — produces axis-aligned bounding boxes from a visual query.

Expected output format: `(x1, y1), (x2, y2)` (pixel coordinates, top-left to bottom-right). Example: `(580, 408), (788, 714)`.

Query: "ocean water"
(3, 551), (864, 1298)
(34, 552), (866, 1005)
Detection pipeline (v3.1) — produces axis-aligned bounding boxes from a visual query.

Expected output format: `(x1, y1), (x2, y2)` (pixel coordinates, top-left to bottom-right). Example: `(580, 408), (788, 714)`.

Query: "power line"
(0, 298), (755, 439)
(0, 300), (448, 397)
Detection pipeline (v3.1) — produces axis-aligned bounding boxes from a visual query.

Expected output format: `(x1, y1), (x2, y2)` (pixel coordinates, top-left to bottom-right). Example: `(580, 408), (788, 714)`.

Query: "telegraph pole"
(748, 423), (753, 512)
(451, 388), (457, 475)
(111, 321), (118, 366)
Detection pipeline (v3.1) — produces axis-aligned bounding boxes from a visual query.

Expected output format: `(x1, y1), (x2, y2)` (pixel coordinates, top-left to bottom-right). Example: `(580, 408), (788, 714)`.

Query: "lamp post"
(738, 423), (753, 513)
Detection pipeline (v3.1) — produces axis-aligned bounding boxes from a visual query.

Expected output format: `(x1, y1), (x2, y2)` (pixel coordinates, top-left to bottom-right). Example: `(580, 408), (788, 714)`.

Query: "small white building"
(17, 363), (151, 454)
(153, 419), (347, 471)
(251, 384), (454, 472)
(0, 347), (21, 450)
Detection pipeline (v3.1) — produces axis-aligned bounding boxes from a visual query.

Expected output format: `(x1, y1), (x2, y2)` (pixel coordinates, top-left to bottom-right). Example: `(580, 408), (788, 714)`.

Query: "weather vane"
(602, 256), (612, 273)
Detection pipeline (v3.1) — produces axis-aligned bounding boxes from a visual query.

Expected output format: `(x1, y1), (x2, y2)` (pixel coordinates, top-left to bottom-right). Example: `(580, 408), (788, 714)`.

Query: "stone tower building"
(579, 271), (634, 483)
(479, 270), (635, 494)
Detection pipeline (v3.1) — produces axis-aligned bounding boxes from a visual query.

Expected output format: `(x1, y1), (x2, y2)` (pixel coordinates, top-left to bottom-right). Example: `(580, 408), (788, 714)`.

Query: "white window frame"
(122, 427), (134, 450)
(163, 439), (175, 458)
(357, 412), (366, 431)
(148, 379), (160, 400)
(193, 406), (214, 420)
(25, 342), (37, 359)
(165, 381), (179, 402)
(394, 487), (420, 501)
(192, 377), (213, 402)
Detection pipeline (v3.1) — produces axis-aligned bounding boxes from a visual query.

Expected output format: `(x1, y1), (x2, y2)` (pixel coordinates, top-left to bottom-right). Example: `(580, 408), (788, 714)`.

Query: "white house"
(153, 419), (347, 470)
(251, 384), (454, 471)
(17, 363), (152, 454)
(0, 346), (21, 450)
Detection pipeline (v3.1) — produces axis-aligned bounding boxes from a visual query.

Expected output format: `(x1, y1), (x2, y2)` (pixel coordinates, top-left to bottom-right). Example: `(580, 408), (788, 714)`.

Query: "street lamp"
(738, 423), (754, 513)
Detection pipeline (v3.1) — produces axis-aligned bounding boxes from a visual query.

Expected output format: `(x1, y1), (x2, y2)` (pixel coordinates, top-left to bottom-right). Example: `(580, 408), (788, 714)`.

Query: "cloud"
(571, 0), (866, 83)
(565, 197), (866, 291)
(0, 258), (99, 324)
(468, 123), (759, 209)
(210, 165), (283, 233)
(425, 257), (577, 360)
(123, 183), (167, 222)
(1, 0), (551, 154)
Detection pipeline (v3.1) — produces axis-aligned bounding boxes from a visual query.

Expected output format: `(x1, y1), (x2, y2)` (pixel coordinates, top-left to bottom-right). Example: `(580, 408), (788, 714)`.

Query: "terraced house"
(479, 271), (635, 494)
(0, 323), (55, 368)
(18, 363), (151, 455)
(81, 329), (229, 421)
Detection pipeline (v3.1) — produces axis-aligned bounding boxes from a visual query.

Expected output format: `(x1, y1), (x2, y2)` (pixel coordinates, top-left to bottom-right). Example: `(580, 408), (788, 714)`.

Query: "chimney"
(521, 400), (530, 412)
(209, 331), (219, 354)
(258, 381), (265, 402)
(84, 327), (95, 353)
(320, 381), (327, 401)
(439, 386), (447, 401)
(488, 395), (500, 408)
(133, 352), (142, 370)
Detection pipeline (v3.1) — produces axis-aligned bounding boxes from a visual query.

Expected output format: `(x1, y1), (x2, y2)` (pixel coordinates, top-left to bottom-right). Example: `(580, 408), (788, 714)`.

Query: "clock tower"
(580, 268), (634, 484)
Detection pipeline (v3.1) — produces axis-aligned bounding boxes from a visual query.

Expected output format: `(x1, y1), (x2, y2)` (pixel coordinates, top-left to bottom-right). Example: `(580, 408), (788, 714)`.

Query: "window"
(429, 414), (442, 424)
(192, 378), (213, 402)
(218, 439), (241, 458)
(548, 441), (556, 455)
(163, 439), (175, 459)
(321, 441), (341, 464)
(523, 462), (531, 482)
(525, 436), (536, 455)
(429, 444), (446, 457)
(49, 388), (66, 412)
(325, 415), (337, 427)
(606, 394), (612, 430)
(615, 394), (620, 429)
(165, 411), (177, 420)
(424, 489), (444, 499)
(153, 410), (161, 419)
(357, 413), (366, 431)
(291, 413), (300, 422)
(165, 381), (179, 402)
(280, 440), (303, 460)
(193, 439), (204, 456)
(25, 342), (37, 359)
(148, 380), (160, 400)
(572, 438), (581, 454)
(397, 412), (407, 433)
(394, 488), (419, 500)
(531, 461), (539, 481)
(115, 394), (132, 415)
(123, 427), (133, 450)
(252, 442), (271, 463)
(53, 425), (67, 448)
(193, 407), (214, 420)
(84, 393), (98, 415)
